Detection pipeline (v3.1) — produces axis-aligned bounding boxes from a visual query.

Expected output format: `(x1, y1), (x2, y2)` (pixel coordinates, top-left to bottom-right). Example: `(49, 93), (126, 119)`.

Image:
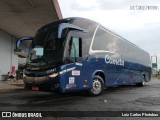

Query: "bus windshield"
(26, 28), (65, 69)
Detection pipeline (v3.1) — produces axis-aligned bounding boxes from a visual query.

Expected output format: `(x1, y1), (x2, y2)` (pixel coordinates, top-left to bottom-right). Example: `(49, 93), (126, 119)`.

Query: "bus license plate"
(32, 86), (39, 91)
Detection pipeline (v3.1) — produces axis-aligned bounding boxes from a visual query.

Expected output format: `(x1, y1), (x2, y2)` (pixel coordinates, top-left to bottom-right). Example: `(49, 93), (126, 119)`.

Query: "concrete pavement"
(0, 79), (24, 91)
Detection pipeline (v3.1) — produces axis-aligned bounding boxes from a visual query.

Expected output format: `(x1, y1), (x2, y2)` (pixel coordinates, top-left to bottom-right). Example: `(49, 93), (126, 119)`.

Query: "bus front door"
(64, 33), (85, 92)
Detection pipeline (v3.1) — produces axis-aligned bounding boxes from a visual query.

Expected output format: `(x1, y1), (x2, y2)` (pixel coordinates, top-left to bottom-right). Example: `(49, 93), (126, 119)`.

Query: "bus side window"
(68, 37), (82, 62)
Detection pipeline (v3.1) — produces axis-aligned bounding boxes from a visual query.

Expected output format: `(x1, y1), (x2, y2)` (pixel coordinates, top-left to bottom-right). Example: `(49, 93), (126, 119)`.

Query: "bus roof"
(38, 17), (149, 55)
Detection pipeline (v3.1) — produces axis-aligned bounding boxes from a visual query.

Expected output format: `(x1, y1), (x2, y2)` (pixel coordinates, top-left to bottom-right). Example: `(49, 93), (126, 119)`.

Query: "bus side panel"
(59, 62), (92, 93)
(87, 53), (151, 88)
(87, 53), (126, 87)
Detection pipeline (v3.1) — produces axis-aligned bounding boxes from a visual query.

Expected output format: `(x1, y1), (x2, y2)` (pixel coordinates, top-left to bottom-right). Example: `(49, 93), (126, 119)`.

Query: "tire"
(136, 75), (145, 87)
(88, 76), (104, 96)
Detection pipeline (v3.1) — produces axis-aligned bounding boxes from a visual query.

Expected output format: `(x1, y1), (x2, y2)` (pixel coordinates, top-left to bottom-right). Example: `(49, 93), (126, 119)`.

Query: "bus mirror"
(57, 23), (87, 38)
(16, 36), (33, 52)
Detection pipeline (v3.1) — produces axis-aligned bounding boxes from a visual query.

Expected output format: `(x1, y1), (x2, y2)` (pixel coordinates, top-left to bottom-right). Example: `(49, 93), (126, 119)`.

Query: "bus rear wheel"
(136, 75), (145, 87)
(88, 76), (104, 96)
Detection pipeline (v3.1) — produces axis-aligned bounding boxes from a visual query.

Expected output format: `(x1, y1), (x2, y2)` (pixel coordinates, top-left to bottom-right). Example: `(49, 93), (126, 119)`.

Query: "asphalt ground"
(0, 78), (160, 120)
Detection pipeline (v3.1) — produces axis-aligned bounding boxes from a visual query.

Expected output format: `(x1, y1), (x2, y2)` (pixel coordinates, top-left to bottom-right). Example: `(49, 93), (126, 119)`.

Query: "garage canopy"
(0, 0), (62, 37)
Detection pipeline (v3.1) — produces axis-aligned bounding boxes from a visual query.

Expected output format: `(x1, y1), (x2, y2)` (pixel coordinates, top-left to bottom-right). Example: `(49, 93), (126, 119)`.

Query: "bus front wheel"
(88, 76), (104, 96)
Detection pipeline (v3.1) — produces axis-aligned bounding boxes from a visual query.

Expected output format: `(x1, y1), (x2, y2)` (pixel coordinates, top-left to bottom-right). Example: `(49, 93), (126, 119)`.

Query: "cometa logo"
(105, 55), (124, 66)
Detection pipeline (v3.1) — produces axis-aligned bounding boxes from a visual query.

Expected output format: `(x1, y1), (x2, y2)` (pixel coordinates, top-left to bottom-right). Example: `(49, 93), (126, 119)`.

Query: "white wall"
(0, 31), (18, 80)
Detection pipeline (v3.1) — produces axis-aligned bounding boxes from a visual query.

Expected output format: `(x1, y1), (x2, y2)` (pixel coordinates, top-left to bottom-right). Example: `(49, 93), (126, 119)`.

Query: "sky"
(58, 0), (160, 66)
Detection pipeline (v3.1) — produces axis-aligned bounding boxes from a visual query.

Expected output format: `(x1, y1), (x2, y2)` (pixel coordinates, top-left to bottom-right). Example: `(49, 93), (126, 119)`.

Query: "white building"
(0, 0), (62, 80)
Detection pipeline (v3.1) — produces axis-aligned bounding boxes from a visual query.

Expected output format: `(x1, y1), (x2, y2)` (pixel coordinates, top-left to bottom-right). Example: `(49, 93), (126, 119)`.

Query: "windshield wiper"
(25, 58), (51, 68)
(25, 61), (37, 68)
(31, 57), (49, 64)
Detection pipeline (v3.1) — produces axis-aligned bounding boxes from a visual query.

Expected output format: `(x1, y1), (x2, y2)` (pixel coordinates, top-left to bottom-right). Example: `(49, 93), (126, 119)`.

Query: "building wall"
(0, 31), (18, 80)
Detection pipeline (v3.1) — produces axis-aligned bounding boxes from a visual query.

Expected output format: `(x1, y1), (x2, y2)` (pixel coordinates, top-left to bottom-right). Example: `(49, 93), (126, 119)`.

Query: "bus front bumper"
(23, 76), (60, 92)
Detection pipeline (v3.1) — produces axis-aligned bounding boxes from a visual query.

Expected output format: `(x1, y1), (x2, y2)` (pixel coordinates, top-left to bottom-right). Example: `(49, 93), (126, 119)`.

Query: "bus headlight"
(48, 73), (58, 78)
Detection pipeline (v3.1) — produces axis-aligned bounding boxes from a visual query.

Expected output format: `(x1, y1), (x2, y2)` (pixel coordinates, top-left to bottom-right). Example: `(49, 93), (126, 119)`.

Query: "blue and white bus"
(16, 17), (151, 96)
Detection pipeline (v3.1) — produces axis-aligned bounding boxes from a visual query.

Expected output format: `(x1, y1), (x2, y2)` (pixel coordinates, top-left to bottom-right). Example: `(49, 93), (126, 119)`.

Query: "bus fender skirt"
(91, 70), (105, 83)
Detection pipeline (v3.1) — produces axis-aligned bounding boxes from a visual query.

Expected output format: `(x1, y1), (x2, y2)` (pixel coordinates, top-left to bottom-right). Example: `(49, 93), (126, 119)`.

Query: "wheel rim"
(142, 76), (145, 86)
(91, 79), (102, 94)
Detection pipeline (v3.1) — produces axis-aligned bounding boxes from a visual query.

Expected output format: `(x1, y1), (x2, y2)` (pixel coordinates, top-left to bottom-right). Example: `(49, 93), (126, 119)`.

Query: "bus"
(16, 17), (151, 96)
